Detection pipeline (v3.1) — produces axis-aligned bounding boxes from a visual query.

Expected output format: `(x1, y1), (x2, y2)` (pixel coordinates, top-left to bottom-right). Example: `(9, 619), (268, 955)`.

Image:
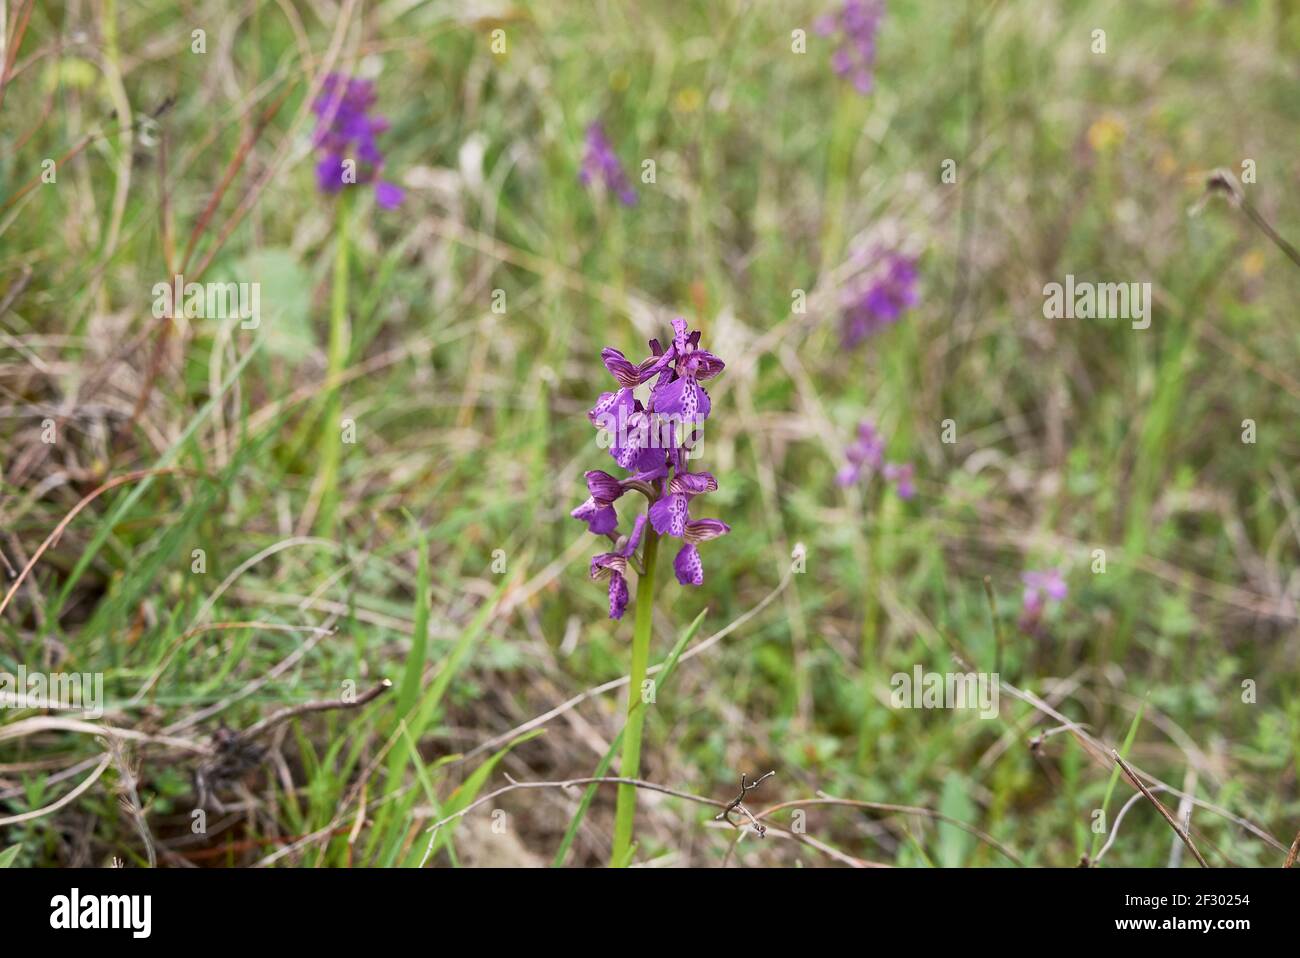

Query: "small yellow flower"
(1087, 115), (1126, 153)
(1241, 248), (1266, 278)
(674, 86), (702, 113)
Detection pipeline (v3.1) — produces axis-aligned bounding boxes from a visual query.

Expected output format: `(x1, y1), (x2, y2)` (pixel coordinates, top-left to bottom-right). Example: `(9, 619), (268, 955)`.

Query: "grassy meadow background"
(1, 0), (1298, 867)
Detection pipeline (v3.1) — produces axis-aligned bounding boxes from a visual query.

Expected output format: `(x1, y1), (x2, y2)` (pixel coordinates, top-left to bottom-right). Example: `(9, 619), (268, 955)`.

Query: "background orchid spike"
(575, 318), (730, 617)
(838, 420), (915, 500)
(579, 121), (638, 206)
(816, 0), (886, 94)
(311, 73), (404, 209)
(840, 250), (918, 348)
(1019, 569), (1068, 635)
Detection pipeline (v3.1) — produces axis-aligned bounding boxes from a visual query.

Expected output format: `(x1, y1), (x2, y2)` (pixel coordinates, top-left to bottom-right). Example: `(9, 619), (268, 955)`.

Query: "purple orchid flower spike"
(574, 317), (730, 617)
(575, 319), (728, 863)
(311, 73), (404, 209)
(837, 421), (884, 486)
(580, 122), (638, 206)
(816, 0), (886, 95)
(840, 250), (918, 348)
(589, 515), (648, 620)
(1019, 569), (1067, 634)
(839, 420), (916, 500)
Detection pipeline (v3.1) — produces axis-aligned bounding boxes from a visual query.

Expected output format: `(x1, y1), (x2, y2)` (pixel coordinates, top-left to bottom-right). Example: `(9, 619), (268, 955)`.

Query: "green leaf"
(416, 729), (543, 866)
(937, 772), (975, 867)
(227, 248), (313, 360)
(0, 844), (21, 868)
(51, 334), (264, 617)
(408, 558), (527, 740)
(1091, 696), (1147, 861)
(396, 518), (431, 717)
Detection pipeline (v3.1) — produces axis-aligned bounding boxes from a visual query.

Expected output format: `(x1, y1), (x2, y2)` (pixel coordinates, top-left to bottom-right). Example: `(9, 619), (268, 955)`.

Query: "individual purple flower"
(837, 420), (914, 500)
(579, 122), (638, 206)
(311, 74), (404, 209)
(590, 515), (648, 620)
(575, 318), (730, 617)
(816, 0), (885, 94)
(1019, 569), (1067, 635)
(570, 470), (628, 536)
(840, 250), (918, 348)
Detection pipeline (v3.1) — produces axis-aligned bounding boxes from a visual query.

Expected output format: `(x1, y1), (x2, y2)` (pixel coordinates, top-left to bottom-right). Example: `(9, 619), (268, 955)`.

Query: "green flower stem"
(316, 192), (351, 538)
(610, 526), (659, 866)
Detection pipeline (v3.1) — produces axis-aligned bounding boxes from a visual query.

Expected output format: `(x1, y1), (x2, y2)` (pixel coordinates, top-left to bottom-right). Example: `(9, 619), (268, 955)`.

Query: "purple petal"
(652, 375), (710, 422)
(620, 513), (648, 557)
(601, 348), (643, 389)
(673, 544), (704, 586)
(687, 350), (725, 381)
(670, 471), (717, 497)
(649, 492), (689, 538)
(587, 504), (618, 536)
(638, 352), (672, 381)
(375, 181), (405, 209)
(611, 409), (668, 474)
(608, 573), (630, 619)
(571, 498), (618, 536)
(585, 470), (624, 503)
(683, 518), (729, 544)
(590, 550), (625, 579)
(588, 387), (635, 428)
(671, 318), (689, 355)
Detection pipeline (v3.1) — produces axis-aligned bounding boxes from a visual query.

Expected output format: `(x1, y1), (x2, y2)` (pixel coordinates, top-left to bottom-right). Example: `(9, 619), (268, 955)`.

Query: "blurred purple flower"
(816, 0), (885, 94)
(882, 462), (915, 500)
(836, 421), (884, 487)
(1019, 569), (1067, 634)
(580, 122), (638, 206)
(838, 420), (914, 500)
(576, 318), (730, 617)
(311, 74), (404, 209)
(840, 251), (918, 348)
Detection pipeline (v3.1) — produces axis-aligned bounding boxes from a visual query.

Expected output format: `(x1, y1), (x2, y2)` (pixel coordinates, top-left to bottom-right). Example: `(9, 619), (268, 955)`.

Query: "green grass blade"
(1090, 696), (1147, 862)
(396, 519), (431, 717)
